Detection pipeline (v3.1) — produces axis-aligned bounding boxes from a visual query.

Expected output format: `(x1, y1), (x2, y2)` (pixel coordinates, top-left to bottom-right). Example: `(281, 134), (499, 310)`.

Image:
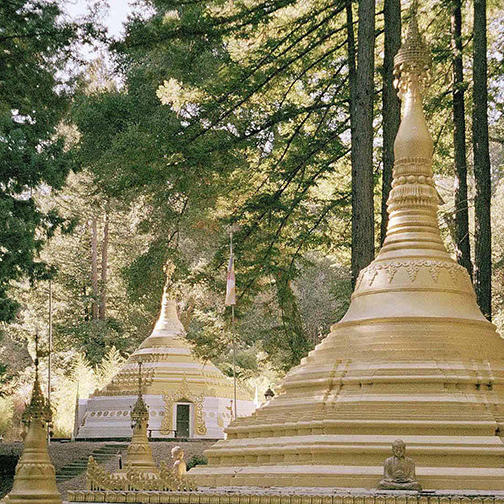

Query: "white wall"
(76, 394), (257, 439)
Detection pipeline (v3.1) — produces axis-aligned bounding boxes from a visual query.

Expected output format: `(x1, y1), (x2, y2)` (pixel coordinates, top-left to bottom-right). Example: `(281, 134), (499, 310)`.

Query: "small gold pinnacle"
(393, 4), (431, 96)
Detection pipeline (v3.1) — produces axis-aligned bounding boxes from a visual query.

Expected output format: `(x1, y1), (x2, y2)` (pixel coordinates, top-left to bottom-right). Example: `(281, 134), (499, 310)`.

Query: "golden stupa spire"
(4, 331), (62, 504)
(344, 8), (478, 321)
(378, 5), (442, 259)
(124, 360), (158, 474)
(189, 9), (504, 491)
(130, 360), (148, 423)
(138, 262), (184, 351)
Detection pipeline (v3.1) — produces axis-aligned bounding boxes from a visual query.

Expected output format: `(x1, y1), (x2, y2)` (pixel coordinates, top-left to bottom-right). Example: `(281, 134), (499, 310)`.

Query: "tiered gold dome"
(189, 13), (504, 490)
(77, 273), (255, 439)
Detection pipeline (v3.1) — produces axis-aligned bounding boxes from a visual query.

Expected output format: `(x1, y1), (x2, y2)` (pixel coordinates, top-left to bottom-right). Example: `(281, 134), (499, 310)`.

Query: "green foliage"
(56, 318), (126, 365)
(95, 346), (126, 388)
(3, 0), (504, 412)
(66, 0), (358, 373)
(0, 0), (101, 321)
(186, 454), (208, 470)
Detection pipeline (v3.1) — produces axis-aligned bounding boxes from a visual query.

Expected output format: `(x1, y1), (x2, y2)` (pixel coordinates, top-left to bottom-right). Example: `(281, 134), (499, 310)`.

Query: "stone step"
(55, 443), (128, 482)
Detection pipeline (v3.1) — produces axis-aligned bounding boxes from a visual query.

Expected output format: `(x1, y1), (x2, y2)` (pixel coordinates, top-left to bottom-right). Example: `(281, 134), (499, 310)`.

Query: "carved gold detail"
(393, 6), (431, 97)
(96, 367), (155, 397)
(359, 259), (467, 287)
(86, 456), (193, 492)
(69, 496), (504, 504)
(161, 377), (207, 436)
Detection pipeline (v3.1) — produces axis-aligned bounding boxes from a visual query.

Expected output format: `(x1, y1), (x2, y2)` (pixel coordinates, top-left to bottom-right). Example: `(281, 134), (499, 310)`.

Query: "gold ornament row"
(85, 456), (192, 492)
(356, 259), (468, 288)
(68, 491), (504, 504)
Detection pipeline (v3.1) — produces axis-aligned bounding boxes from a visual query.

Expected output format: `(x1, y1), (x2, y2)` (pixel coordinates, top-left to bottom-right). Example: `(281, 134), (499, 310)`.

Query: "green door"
(176, 404), (190, 438)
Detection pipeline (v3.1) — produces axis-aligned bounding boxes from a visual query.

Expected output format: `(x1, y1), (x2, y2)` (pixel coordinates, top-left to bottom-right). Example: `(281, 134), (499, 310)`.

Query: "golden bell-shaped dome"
(189, 11), (504, 491)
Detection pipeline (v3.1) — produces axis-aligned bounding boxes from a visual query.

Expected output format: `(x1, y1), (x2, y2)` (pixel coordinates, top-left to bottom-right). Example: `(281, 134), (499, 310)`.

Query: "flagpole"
(231, 304), (237, 420)
(48, 279), (52, 444)
(230, 232), (237, 420)
(72, 381), (80, 441)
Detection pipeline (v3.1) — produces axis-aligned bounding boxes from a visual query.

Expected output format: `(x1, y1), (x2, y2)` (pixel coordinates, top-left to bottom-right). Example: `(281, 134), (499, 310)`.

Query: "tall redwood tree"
(451, 0), (473, 279)
(350, 0), (376, 286)
(472, 0), (492, 319)
(381, 0), (401, 244)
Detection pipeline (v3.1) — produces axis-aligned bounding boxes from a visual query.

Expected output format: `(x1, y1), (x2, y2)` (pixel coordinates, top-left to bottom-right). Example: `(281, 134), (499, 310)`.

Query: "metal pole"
(72, 381), (80, 441)
(230, 232), (237, 420)
(231, 304), (237, 419)
(48, 279), (53, 443)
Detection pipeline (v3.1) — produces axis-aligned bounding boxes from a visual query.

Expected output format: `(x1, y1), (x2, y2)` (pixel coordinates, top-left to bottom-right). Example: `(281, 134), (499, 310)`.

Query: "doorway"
(176, 403), (191, 438)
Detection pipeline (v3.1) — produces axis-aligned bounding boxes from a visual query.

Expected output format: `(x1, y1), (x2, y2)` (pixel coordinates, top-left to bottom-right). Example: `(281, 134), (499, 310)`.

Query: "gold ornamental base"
(67, 488), (504, 504)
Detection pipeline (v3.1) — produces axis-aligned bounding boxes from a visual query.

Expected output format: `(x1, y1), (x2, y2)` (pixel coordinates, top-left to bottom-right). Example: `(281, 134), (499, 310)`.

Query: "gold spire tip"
(394, 4), (431, 95)
(131, 360), (148, 427)
(22, 330), (52, 427)
(163, 261), (176, 282)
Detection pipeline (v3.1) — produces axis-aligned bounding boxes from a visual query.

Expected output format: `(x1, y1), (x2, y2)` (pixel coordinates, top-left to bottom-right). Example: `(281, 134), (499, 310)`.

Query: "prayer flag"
(225, 253), (236, 306)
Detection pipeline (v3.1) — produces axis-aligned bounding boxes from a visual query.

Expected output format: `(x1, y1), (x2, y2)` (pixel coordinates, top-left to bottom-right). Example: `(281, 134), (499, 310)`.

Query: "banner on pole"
(225, 253), (236, 306)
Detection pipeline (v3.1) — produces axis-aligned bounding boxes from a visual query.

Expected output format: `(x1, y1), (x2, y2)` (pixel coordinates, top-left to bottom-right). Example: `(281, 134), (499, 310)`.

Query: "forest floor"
(0, 440), (213, 499)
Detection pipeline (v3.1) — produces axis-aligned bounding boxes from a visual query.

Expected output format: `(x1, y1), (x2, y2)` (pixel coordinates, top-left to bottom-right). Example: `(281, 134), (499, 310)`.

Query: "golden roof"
(94, 272), (252, 401)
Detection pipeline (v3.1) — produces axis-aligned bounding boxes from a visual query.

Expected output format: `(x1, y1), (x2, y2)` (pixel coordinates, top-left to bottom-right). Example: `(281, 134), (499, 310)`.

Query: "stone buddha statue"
(377, 440), (422, 491)
(171, 446), (187, 480)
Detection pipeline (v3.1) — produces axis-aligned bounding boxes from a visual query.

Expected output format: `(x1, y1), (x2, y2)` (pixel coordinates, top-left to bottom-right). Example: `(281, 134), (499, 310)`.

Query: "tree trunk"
(451, 0), (473, 280)
(381, 0), (401, 244)
(99, 212), (109, 320)
(350, 0), (375, 286)
(83, 286), (89, 321)
(472, 0), (492, 319)
(90, 216), (99, 320)
(346, 0), (356, 107)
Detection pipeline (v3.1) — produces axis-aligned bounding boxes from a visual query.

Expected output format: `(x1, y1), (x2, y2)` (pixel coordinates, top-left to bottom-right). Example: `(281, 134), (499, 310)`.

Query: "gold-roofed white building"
(76, 277), (256, 440)
(188, 12), (504, 491)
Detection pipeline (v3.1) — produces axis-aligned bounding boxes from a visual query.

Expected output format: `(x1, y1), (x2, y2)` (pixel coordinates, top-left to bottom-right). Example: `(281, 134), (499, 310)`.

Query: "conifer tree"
(472, 0), (492, 319)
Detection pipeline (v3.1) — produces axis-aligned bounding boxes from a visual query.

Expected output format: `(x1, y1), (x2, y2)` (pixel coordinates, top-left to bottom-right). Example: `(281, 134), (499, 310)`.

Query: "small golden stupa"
(4, 337), (62, 504)
(189, 11), (504, 491)
(85, 364), (195, 492)
(122, 361), (158, 475)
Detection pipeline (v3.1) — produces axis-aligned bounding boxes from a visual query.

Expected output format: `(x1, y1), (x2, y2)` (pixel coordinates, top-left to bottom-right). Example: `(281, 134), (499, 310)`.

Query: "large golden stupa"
(189, 14), (504, 491)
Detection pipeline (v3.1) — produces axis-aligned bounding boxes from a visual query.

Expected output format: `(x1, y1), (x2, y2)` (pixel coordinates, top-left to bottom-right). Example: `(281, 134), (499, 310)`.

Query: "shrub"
(0, 454), (17, 476)
(186, 454), (207, 470)
(0, 397), (14, 437)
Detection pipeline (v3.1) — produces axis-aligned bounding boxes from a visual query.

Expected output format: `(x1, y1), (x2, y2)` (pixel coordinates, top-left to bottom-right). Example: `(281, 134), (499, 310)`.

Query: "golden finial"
(131, 360), (148, 429)
(22, 330), (52, 427)
(163, 261), (176, 284)
(393, 2), (431, 98)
